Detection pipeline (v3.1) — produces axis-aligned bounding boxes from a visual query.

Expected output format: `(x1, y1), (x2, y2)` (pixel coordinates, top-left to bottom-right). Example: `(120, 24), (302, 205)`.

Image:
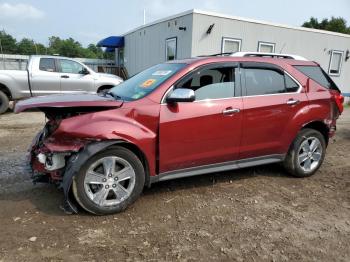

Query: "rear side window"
(294, 65), (340, 91)
(245, 69), (285, 96)
(39, 58), (56, 72)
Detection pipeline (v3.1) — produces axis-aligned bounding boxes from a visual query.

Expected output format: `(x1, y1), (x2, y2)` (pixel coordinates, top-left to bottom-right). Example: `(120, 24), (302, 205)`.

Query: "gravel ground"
(0, 109), (349, 261)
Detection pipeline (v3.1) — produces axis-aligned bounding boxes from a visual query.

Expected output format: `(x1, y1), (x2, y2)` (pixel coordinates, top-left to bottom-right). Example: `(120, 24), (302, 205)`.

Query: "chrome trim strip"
(160, 70), (303, 105)
(150, 154), (285, 183)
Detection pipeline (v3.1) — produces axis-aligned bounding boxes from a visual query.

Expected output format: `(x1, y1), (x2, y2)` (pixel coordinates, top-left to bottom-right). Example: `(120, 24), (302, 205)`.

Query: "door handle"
(61, 75), (69, 79)
(286, 99), (300, 105)
(223, 108), (240, 115)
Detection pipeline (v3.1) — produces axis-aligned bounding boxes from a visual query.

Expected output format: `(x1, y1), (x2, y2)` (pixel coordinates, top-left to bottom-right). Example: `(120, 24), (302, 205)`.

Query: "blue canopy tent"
(105, 47), (117, 53)
(97, 36), (124, 50)
(96, 36), (127, 79)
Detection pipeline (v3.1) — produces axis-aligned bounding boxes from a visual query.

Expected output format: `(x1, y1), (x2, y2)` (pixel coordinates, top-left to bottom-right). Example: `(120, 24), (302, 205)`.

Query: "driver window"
(176, 66), (235, 100)
(58, 59), (85, 74)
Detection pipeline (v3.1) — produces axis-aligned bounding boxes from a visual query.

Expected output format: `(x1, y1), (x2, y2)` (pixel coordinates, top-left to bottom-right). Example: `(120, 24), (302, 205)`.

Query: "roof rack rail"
(197, 52), (233, 57)
(230, 52), (308, 61)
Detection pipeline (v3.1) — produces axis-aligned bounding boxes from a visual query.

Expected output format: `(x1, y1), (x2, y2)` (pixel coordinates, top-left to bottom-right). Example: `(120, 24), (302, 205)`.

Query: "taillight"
(334, 93), (344, 114)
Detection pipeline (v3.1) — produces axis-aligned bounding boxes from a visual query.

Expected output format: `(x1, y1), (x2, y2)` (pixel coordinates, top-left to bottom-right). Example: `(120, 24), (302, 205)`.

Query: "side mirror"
(81, 68), (90, 75)
(166, 88), (195, 103)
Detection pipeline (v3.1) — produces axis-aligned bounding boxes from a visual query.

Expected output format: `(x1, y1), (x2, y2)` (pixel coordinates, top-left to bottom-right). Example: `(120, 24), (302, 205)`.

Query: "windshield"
(109, 63), (186, 101)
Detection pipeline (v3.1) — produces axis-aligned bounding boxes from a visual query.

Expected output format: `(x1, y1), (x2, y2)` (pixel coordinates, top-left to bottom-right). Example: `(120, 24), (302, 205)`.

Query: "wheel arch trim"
(62, 139), (150, 213)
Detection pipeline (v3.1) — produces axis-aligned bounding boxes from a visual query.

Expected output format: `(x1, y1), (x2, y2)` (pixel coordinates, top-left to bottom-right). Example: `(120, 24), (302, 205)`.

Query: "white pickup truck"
(0, 55), (123, 114)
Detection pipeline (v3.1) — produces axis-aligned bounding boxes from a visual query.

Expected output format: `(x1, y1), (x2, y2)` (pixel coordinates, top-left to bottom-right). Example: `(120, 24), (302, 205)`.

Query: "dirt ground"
(0, 109), (349, 262)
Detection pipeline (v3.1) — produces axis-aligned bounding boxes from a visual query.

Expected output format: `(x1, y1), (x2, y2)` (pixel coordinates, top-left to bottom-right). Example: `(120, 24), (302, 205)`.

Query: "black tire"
(284, 128), (326, 177)
(72, 146), (145, 215)
(0, 90), (9, 114)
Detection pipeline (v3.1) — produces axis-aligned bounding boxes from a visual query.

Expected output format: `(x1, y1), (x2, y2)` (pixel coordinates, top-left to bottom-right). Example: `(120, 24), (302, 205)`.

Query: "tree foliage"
(302, 17), (350, 34)
(0, 30), (108, 58)
(0, 30), (17, 54)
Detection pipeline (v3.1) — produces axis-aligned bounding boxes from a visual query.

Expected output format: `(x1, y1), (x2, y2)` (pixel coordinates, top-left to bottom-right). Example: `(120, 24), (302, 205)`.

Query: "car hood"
(14, 93), (123, 113)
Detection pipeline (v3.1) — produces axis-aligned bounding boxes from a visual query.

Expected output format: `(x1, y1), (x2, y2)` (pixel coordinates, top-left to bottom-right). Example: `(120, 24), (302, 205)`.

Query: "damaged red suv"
(15, 54), (344, 215)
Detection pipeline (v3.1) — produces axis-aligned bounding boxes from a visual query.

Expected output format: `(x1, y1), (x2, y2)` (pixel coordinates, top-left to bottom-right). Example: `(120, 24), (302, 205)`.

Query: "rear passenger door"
(30, 58), (61, 96)
(240, 62), (308, 159)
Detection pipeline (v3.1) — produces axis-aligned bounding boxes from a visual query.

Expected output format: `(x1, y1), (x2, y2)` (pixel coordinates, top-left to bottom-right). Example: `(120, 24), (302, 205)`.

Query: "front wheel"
(0, 91), (9, 114)
(72, 146), (145, 215)
(284, 128), (326, 177)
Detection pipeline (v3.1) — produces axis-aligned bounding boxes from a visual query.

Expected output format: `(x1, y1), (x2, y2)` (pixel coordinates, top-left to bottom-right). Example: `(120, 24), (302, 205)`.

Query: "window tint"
(285, 74), (299, 92)
(245, 69), (285, 96)
(39, 58), (56, 72)
(176, 66), (235, 100)
(166, 38), (177, 61)
(58, 59), (85, 74)
(294, 65), (340, 91)
(329, 51), (343, 75)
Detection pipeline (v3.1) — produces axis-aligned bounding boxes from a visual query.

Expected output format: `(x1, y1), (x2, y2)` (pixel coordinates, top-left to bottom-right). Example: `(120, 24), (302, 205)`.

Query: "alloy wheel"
(83, 156), (136, 207)
(297, 136), (322, 172)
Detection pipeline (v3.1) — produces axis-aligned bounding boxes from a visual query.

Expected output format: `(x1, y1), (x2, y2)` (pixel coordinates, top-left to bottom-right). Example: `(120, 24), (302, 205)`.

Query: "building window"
(329, 50), (343, 76)
(221, 38), (242, 53)
(258, 42), (275, 53)
(166, 37), (177, 61)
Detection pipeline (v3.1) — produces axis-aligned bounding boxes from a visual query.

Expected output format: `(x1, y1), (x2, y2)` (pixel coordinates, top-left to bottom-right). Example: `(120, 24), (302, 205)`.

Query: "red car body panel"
(14, 93), (123, 113)
(239, 91), (310, 159)
(46, 99), (160, 177)
(15, 56), (343, 186)
(159, 97), (243, 173)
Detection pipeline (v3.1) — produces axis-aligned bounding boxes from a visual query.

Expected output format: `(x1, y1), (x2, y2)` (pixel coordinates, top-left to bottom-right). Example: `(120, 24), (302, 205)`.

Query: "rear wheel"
(284, 128), (326, 177)
(72, 146), (145, 215)
(0, 91), (9, 114)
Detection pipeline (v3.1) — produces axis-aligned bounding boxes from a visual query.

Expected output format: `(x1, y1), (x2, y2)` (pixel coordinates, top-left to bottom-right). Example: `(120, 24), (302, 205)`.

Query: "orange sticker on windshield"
(140, 79), (156, 88)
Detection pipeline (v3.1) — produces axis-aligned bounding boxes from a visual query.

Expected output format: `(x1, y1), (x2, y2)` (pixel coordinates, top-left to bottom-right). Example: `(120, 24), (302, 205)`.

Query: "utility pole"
(0, 38), (5, 70)
(34, 42), (38, 54)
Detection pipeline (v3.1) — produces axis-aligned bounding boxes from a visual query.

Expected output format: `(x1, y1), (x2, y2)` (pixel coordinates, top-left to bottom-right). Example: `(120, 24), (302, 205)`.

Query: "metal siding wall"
(124, 14), (193, 76)
(192, 13), (350, 93)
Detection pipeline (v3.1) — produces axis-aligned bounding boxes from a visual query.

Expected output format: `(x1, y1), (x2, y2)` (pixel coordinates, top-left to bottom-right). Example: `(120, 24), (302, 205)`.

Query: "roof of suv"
(170, 56), (317, 67)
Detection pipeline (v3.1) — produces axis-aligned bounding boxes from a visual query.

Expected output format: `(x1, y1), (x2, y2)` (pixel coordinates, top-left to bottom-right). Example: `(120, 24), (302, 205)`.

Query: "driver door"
(159, 63), (243, 174)
(57, 59), (95, 93)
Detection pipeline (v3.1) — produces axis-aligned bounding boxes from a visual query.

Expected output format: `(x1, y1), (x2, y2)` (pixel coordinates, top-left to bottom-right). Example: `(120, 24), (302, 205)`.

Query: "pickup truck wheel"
(72, 146), (145, 215)
(284, 128), (326, 177)
(0, 91), (9, 114)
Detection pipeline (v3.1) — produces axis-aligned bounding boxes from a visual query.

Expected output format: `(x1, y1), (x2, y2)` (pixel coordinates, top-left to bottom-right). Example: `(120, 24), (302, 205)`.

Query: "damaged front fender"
(61, 140), (124, 214)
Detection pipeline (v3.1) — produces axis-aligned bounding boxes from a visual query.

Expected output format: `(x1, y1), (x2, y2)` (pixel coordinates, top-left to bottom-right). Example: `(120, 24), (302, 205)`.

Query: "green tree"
(17, 38), (37, 55)
(36, 43), (47, 55)
(0, 30), (17, 54)
(325, 17), (349, 34)
(0, 30), (114, 59)
(302, 17), (350, 34)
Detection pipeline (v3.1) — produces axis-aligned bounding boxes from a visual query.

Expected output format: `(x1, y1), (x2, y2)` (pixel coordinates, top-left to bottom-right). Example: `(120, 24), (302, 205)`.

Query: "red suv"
(15, 54), (344, 215)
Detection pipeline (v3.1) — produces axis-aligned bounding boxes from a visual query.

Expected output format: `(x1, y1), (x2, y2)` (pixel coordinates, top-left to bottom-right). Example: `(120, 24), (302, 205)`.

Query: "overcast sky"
(1, 0), (350, 46)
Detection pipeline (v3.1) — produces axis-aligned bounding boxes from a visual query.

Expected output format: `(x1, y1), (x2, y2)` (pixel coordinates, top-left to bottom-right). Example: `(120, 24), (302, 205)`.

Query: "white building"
(98, 9), (350, 94)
